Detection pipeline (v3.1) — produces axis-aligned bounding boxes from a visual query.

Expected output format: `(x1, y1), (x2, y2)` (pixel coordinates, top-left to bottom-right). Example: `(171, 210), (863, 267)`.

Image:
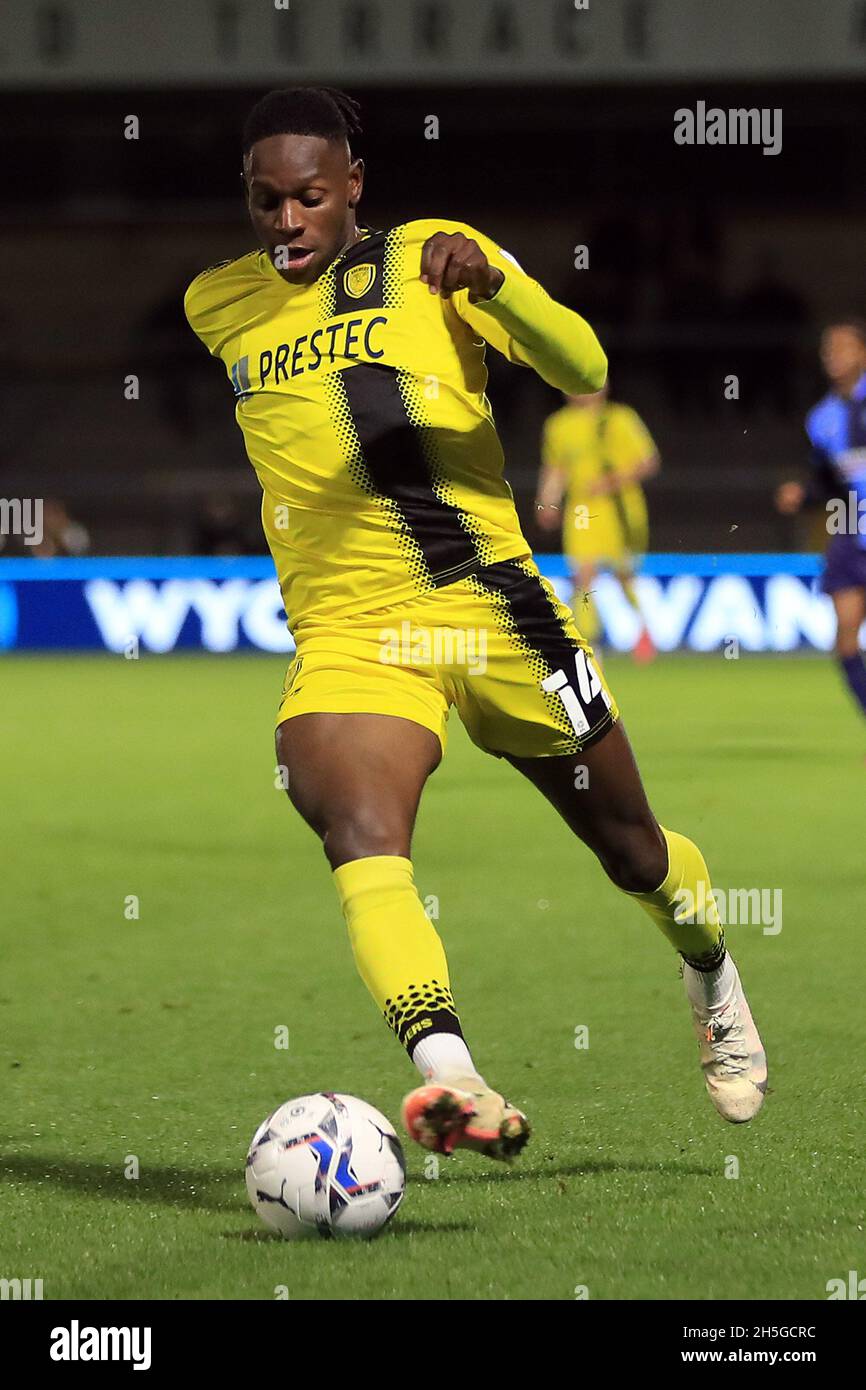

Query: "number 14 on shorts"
(542, 650), (611, 737)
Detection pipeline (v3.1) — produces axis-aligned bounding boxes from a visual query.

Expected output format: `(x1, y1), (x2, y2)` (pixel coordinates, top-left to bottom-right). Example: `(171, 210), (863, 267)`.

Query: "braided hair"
(242, 86), (362, 158)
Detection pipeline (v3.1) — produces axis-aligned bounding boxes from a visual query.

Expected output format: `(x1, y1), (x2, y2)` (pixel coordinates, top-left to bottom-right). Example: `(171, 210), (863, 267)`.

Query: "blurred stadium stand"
(2, 3), (865, 556)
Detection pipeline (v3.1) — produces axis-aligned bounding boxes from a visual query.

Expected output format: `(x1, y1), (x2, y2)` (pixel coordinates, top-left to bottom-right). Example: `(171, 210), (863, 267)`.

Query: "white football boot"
(683, 957), (767, 1123)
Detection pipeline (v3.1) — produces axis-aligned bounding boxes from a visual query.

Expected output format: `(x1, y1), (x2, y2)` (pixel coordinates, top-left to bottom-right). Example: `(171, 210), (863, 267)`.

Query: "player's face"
(820, 327), (866, 388)
(245, 134), (364, 286)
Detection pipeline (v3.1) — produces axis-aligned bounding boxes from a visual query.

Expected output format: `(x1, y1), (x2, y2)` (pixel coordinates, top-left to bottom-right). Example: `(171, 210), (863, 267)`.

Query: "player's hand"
(775, 480), (805, 514)
(420, 231), (505, 302)
(535, 503), (562, 532)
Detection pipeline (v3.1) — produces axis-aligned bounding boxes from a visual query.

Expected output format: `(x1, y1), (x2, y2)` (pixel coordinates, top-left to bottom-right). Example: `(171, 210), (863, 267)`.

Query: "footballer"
(535, 384), (659, 662)
(776, 320), (866, 732)
(185, 87), (767, 1160)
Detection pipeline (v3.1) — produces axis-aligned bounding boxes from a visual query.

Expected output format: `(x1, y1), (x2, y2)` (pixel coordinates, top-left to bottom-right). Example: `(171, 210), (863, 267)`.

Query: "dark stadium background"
(2, 74), (863, 556)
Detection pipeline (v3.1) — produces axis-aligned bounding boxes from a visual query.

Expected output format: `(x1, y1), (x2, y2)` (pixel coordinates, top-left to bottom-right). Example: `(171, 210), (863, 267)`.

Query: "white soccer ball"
(245, 1092), (406, 1239)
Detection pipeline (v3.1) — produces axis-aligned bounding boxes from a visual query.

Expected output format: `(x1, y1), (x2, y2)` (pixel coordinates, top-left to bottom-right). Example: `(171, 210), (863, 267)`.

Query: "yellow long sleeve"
(455, 236), (608, 397)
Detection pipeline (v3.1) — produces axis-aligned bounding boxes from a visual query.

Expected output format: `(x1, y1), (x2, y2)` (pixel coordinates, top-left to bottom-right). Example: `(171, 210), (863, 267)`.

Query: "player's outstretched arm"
(421, 228), (608, 397)
(534, 459), (567, 531)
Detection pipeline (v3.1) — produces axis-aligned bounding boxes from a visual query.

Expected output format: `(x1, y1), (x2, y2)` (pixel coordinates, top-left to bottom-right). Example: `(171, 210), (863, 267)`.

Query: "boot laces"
(703, 1002), (749, 1076)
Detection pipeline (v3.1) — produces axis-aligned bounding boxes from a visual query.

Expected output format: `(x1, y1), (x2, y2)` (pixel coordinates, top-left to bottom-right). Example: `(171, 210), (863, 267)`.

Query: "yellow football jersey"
(185, 218), (607, 633)
(542, 401), (654, 557)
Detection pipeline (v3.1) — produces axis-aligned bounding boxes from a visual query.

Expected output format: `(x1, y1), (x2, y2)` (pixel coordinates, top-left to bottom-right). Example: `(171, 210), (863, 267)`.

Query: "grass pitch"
(1, 651), (863, 1300)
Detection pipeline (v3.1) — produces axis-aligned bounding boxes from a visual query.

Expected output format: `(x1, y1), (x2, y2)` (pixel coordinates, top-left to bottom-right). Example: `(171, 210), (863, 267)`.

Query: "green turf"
(1, 651), (863, 1300)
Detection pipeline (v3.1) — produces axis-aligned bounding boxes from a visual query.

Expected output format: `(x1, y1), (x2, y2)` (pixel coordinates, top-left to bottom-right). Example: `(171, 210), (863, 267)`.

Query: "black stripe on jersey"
(324, 224), (485, 585)
(469, 558), (616, 748)
(340, 361), (483, 585)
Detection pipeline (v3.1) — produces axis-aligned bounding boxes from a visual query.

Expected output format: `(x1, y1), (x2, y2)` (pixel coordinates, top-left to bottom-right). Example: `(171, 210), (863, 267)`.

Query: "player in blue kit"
(776, 320), (866, 727)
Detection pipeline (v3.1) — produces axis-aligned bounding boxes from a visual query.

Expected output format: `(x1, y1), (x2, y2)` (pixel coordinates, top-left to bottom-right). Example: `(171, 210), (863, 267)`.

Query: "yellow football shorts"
(276, 556), (619, 759)
(563, 488), (648, 568)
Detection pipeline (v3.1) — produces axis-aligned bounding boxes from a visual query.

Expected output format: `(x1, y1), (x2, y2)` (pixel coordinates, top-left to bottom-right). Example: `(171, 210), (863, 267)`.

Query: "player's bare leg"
(276, 711), (439, 869)
(831, 587), (866, 751)
(507, 719), (666, 890)
(276, 712), (529, 1160)
(506, 721), (767, 1123)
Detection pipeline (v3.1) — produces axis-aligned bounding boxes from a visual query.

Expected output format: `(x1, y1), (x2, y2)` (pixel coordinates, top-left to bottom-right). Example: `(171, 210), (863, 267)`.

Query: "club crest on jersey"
(344, 263), (376, 299)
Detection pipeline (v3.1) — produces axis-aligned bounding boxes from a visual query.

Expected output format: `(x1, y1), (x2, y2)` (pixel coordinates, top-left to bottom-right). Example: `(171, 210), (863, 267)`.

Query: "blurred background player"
(535, 384), (660, 661)
(776, 320), (866, 733)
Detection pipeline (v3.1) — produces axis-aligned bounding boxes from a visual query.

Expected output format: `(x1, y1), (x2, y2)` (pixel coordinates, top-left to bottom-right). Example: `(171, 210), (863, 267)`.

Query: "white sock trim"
(684, 953), (737, 1014)
(411, 1033), (483, 1085)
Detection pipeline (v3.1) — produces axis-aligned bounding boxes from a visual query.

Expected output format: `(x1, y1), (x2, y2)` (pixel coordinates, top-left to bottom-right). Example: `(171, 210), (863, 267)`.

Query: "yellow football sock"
(625, 826), (725, 967)
(332, 855), (463, 1053)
